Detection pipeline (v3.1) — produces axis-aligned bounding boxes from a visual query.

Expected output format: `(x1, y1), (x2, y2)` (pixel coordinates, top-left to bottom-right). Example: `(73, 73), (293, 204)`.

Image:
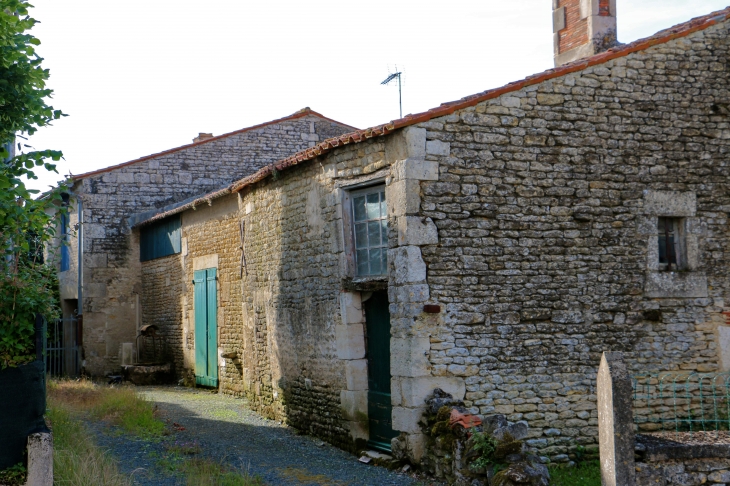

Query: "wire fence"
(633, 372), (730, 436)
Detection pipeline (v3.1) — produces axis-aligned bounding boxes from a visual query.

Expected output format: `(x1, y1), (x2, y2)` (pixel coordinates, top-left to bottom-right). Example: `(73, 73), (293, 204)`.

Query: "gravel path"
(89, 385), (426, 485)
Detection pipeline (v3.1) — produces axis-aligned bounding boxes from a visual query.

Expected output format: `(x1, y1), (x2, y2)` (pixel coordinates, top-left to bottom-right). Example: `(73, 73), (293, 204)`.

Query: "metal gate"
(46, 317), (80, 377)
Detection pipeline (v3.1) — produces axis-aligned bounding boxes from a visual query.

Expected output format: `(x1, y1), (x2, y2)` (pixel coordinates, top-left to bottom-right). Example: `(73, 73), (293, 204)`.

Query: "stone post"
(25, 432), (52, 486)
(597, 351), (635, 486)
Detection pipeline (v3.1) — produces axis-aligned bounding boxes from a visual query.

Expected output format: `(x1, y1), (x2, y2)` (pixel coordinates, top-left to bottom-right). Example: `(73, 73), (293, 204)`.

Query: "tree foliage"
(0, 0), (66, 368)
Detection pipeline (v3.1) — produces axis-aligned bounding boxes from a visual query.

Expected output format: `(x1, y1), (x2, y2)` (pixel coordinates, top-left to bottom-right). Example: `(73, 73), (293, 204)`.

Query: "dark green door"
(365, 290), (398, 451)
(194, 268), (218, 387)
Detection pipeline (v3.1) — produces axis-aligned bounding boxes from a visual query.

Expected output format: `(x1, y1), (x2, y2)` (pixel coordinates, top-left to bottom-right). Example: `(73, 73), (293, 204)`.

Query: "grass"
(181, 458), (264, 486)
(47, 395), (132, 485)
(48, 378), (165, 438)
(549, 461), (601, 486)
(47, 378), (263, 486)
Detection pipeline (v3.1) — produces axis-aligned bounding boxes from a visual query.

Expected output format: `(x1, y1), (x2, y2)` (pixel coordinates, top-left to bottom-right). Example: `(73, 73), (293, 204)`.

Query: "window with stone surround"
(658, 217), (685, 271)
(351, 185), (387, 276)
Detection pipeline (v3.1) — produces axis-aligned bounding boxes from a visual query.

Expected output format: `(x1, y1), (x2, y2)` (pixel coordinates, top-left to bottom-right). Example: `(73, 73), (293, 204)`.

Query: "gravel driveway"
(90, 385), (425, 485)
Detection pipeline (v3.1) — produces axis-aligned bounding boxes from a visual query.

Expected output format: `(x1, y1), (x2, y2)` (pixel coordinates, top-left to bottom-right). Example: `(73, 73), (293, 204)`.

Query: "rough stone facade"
(136, 14), (730, 464)
(57, 110), (354, 376)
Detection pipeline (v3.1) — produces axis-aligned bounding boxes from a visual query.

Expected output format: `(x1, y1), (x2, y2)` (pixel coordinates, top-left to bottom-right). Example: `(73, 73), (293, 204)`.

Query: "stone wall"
(139, 135), (398, 451)
(409, 20), (730, 462)
(73, 112), (354, 376)
(139, 17), (730, 464)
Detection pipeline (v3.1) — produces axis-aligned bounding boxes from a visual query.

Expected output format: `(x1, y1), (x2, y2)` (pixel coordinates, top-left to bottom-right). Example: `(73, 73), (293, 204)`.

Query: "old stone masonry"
(50, 1), (730, 471)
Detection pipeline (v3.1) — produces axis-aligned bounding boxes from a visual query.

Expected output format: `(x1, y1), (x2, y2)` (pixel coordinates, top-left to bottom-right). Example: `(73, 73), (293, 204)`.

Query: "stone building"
(51, 109), (355, 376)
(71, 2), (730, 464)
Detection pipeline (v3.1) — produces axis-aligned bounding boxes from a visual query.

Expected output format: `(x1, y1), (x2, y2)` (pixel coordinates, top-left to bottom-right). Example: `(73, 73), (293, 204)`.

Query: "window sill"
(342, 276), (387, 292)
(644, 271), (707, 298)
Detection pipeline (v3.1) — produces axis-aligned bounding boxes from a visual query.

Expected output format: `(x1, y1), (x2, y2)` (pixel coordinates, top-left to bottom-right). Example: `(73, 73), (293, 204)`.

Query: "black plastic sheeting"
(0, 361), (48, 469)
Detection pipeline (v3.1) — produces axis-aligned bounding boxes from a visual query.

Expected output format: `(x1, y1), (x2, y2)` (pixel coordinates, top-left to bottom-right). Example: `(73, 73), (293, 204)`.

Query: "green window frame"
(140, 215), (182, 262)
(351, 185), (387, 276)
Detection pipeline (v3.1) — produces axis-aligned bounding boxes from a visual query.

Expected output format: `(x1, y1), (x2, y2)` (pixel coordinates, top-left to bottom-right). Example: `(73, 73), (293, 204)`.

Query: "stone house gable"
(135, 8), (730, 464)
(55, 109), (356, 376)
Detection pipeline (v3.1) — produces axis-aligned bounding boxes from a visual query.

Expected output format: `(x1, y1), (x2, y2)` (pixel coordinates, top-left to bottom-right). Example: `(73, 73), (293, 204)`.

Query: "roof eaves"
(133, 186), (232, 228)
(72, 109), (358, 181)
(228, 6), (729, 195)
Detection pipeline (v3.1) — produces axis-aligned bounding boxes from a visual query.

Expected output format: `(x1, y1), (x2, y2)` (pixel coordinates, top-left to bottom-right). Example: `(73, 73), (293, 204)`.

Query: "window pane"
(370, 248), (382, 275)
(353, 196), (366, 222)
(366, 193), (380, 220)
(381, 249), (388, 272)
(380, 191), (387, 217)
(380, 220), (388, 246)
(367, 221), (381, 248)
(355, 223), (367, 249)
(356, 249), (369, 275)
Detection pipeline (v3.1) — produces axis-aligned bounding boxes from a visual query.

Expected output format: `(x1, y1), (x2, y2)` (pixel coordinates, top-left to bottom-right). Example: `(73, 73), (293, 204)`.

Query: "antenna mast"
(380, 68), (403, 118)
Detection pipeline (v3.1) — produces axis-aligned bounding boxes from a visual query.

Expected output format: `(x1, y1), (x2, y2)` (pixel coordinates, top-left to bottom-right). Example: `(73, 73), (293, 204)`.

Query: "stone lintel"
(193, 254), (218, 271)
(643, 190), (696, 217)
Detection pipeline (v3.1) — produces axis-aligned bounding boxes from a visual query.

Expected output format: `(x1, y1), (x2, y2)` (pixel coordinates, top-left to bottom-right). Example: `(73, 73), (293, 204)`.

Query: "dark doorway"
(364, 290), (397, 452)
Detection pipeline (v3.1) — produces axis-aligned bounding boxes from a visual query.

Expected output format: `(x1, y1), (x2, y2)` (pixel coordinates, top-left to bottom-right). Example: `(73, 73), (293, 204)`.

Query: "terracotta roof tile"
(136, 6), (730, 227)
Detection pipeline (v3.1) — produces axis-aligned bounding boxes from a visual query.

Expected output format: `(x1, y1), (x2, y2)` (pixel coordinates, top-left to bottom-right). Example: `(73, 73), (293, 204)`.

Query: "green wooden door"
(194, 268), (218, 387)
(365, 290), (398, 451)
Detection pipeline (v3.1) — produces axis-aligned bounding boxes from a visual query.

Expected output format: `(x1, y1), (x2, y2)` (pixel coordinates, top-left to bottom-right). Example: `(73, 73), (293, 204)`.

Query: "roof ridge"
(72, 108), (358, 180)
(136, 5), (730, 227)
(228, 5), (730, 194)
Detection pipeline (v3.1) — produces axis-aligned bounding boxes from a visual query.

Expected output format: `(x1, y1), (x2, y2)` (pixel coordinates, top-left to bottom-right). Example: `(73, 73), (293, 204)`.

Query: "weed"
(183, 458), (264, 486)
(467, 430), (499, 471)
(0, 464), (26, 486)
(47, 401), (131, 486)
(91, 387), (166, 438)
(168, 439), (202, 455)
(549, 460), (601, 486)
(209, 409), (238, 421)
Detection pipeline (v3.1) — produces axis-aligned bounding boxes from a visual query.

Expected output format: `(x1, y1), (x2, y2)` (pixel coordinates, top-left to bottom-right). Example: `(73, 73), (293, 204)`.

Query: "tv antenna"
(380, 67), (403, 118)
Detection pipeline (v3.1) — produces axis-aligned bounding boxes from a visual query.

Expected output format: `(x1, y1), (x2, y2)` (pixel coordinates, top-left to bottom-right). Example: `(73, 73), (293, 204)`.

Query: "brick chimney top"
(553, 0), (618, 67)
(193, 133), (214, 143)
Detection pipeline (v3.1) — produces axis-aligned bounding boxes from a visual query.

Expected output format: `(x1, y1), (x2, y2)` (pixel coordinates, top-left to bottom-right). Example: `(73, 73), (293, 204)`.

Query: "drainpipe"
(76, 196), (84, 366)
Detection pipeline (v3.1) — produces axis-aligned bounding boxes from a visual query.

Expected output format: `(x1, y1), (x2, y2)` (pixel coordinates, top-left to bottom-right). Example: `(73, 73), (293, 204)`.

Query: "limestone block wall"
(140, 18), (730, 464)
(407, 21), (730, 462)
(76, 113), (354, 376)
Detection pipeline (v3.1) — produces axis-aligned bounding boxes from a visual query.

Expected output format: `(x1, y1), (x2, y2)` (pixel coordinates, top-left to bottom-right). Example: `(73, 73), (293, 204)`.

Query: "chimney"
(553, 0), (617, 67)
(193, 133), (214, 143)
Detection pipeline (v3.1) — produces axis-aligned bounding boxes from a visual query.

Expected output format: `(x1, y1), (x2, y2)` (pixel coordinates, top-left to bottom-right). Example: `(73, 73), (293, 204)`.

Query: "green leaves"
(0, 0), (65, 368)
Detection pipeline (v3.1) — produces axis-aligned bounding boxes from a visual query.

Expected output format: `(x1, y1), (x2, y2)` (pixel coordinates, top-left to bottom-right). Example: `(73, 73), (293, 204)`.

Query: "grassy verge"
(549, 461), (601, 486)
(48, 379), (164, 438)
(47, 378), (263, 486)
(47, 404), (132, 485)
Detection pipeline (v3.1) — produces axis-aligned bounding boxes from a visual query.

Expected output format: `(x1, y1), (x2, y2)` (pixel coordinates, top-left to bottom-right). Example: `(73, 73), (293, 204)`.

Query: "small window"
(351, 185), (387, 276)
(658, 217), (684, 270)
(140, 215), (182, 262)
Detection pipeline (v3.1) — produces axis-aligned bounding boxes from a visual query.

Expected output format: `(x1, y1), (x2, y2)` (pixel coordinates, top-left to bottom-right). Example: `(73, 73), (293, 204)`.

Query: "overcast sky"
(23, 0), (730, 192)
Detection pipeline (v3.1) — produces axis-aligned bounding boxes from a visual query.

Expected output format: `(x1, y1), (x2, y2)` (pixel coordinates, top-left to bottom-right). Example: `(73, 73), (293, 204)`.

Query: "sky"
(22, 0), (730, 192)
